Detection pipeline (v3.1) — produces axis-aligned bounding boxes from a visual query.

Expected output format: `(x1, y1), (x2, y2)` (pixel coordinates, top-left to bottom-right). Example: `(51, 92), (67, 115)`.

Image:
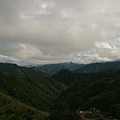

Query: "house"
(77, 111), (92, 115)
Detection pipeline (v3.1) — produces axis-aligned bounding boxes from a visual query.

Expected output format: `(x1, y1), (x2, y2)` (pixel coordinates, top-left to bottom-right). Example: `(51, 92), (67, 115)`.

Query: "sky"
(0, 0), (120, 65)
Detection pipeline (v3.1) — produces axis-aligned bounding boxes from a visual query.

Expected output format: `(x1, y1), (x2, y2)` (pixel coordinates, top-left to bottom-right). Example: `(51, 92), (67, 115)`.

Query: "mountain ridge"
(75, 60), (120, 73)
(36, 62), (84, 74)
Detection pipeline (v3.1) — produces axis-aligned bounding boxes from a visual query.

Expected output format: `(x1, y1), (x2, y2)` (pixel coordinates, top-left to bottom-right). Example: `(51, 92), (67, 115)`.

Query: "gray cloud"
(0, 0), (120, 65)
(77, 38), (120, 63)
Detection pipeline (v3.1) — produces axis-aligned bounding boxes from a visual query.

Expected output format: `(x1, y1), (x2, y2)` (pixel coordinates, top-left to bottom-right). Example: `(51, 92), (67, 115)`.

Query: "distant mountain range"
(75, 60), (120, 73)
(35, 60), (120, 74)
(36, 62), (84, 74)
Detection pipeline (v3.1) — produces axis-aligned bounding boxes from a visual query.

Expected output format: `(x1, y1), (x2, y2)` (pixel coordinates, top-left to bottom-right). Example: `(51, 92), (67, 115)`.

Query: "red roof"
(77, 111), (92, 115)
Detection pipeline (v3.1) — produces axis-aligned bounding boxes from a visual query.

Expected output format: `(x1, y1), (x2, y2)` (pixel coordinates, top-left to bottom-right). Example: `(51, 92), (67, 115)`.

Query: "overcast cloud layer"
(0, 0), (120, 65)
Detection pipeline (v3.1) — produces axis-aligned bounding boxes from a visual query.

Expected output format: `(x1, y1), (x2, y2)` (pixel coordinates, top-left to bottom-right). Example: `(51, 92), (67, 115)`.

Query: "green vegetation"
(1, 61), (120, 119)
(0, 63), (66, 119)
(0, 92), (49, 120)
(0, 72), (66, 110)
(109, 104), (120, 119)
(48, 110), (80, 120)
(51, 69), (120, 119)
(84, 113), (101, 119)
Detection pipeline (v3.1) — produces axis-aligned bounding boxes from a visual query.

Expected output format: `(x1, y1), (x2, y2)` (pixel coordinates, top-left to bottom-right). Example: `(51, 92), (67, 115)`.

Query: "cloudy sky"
(0, 0), (120, 65)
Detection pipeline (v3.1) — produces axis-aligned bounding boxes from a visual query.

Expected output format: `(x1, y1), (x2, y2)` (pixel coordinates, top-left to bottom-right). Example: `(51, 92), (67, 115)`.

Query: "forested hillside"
(0, 62), (120, 119)
(53, 68), (113, 85)
(0, 63), (66, 119)
(0, 72), (66, 110)
(0, 63), (47, 76)
(0, 92), (48, 120)
(50, 69), (120, 119)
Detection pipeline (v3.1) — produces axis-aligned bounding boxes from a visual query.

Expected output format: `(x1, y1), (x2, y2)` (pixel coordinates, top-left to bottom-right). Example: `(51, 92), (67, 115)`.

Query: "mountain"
(37, 62), (84, 74)
(75, 60), (120, 73)
(36, 60), (120, 75)
(1, 61), (120, 119)
(0, 92), (48, 120)
(0, 63), (67, 111)
(51, 70), (120, 119)
(0, 62), (47, 77)
(52, 68), (113, 85)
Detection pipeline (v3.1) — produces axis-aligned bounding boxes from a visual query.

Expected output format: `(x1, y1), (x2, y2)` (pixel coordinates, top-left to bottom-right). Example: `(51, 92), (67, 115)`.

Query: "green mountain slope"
(53, 68), (113, 85)
(0, 92), (49, 120)
(0, 63), (66, 111)
(51, 70), (120, 119)
(0, 63), (47, 77)
(0, 71), (66, 111)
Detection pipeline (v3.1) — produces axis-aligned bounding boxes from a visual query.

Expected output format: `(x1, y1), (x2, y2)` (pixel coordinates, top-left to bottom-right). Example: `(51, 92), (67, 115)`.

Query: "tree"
(109, 104), (120, 119)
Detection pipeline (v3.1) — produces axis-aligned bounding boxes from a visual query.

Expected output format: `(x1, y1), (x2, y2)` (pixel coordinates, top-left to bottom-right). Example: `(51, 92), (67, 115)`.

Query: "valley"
(0, 61), (120, 119)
